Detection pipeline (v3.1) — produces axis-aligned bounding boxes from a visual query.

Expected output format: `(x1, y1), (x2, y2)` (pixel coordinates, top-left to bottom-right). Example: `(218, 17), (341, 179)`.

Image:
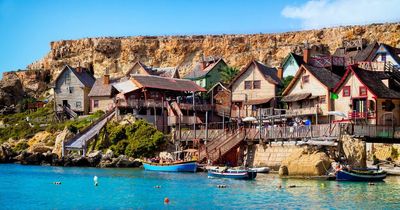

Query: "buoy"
(289, 185), (296, 188)
(368, 182), (375, 186)
(154, 185), (161, 188)
(94, 176), (98, 186)
(321, 183), (326, 188)
(164, 197), (170, 204)
(53, 182), (62, 185)
(277, 184), (282, 189)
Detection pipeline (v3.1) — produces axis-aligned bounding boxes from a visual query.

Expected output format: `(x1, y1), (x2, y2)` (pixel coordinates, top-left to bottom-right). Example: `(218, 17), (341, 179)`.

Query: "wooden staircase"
(59, 105), (78, 119)
(199, 129), (246, 163)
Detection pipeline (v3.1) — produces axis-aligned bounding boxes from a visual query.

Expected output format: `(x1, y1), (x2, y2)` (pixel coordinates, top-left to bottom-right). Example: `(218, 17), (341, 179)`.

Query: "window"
(359, 86), (367, 96)
(302, 75), (310, 83)
(68, 87), (74, 94)
(343, 86), (351, 97)
(244, 81), (252, 89)
(319, 95), (326, 104)
(76, 101), (82, 108)
(381, 53), (387, 62)
(93, 100), (99, 108)
(65, 73), (71, 85)
(253, 80), (261, 89)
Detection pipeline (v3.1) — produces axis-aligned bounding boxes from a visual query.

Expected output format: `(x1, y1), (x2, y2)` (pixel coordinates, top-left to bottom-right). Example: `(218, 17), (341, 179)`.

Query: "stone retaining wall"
(249, 142), (302, 170)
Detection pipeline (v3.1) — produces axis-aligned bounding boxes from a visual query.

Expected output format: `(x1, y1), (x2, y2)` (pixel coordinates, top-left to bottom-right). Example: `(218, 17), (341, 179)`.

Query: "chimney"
(277, 65), (283, 80)
(103, 69), (110, 85)
(76, 62), (82, 73)
(303, 48), (310, 64)
(201, 54), (207, 70)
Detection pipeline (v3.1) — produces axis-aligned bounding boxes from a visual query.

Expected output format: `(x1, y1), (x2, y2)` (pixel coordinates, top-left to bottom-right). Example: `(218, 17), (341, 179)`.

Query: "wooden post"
(193, 91), (196, 139)
(205, 111), (208, 145)
(222, 110), (225, 131)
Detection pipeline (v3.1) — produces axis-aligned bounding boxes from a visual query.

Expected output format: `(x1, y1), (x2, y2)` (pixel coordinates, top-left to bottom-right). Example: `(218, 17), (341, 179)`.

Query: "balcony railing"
(286, 106), (322, 116)
(117, 99), (212, 111)
(167, 116), (202, 125)
(348, 111), (375, 119)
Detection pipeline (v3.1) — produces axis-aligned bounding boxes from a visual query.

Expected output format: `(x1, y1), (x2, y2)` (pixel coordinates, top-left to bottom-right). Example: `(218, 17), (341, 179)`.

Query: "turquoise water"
(1, 164), (400, 209)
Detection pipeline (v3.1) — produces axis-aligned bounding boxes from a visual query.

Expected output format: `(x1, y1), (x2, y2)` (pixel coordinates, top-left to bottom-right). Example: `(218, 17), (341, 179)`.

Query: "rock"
(87, 151), (102, 167)
(278, 165), (288, 176)
(0, 72), (25, 107)
(341, 135), (366, 168)
(19, 152), (45, 165)
(0, 144), (14, 163)
(52, 127), (73, 157)
(71, 156), (90, 167)
(23, 23), (400, 82)
(281, 148), (332, 176)
(29, 144), (53, 154)
(102, 149), (114, 160)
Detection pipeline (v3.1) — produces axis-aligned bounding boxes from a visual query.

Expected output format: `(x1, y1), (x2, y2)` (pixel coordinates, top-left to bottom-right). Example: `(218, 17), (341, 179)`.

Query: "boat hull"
(143, 161), (197, 172)
(208, 170), (257, 180)
(336, 170), (386, 182)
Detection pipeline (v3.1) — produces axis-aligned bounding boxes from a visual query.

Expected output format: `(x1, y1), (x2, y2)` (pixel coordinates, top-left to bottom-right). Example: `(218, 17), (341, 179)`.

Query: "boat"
(143, 160), (197, 172)
(208, 167), (257, 180)
(249, 167), (270, 173)
(336, 168), (387, 182)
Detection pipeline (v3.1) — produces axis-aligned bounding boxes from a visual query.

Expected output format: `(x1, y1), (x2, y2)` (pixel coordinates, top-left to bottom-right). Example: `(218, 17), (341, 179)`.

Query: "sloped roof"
(113, 80), (139, 94)
(88, 78), (118, 97)
(282, 53), (304, 68)
(184, 58), (226, 79)
(54, 65), (95, 88)
(229, 60), (282, 87)
(282, 64), (341, 95)
(126, 61), (179, 78)
(380, 44), (400, 65)
(334, 65), (400, 99)
(333, 41), (379, 62)
(131, 75), (206, 92)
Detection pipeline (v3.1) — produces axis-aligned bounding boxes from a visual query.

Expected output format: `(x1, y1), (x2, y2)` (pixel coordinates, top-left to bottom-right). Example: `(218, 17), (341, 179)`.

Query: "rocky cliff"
(27, 22), (400, 79)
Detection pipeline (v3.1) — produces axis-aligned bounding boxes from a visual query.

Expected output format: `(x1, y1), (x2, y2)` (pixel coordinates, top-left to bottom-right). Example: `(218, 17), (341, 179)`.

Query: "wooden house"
(333, 39), (379, 65)
(115, 75), (208, 130)
(229, 60), (282, 118)
(125, 61), (180, 78)
(88, 73), (119, 113)
(333, 65), (400, 125)
(373, 44), (400, 68)
(281, 53), (305, 77)
(184, 57), (227, 89)
(281, 64), (341, 124)
(208, 82), (231, 117)
(53, 65), (95, 115)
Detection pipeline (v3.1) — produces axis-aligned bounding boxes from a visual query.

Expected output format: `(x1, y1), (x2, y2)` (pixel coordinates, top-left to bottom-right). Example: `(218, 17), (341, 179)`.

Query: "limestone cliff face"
(27, 23), (400, 79)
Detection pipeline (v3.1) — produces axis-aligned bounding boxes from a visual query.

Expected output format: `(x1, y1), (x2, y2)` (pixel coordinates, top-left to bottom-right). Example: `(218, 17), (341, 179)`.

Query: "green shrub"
(13, 141), (29, 153)
(110, 140), (129, 156)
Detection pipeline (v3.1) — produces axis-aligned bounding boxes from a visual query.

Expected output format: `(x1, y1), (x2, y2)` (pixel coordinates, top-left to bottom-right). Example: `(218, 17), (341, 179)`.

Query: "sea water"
(1, 164), (400, 209)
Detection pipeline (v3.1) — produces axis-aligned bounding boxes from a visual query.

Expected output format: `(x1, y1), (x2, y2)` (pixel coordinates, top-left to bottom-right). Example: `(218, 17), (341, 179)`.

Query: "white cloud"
(282, 0), (400, 29)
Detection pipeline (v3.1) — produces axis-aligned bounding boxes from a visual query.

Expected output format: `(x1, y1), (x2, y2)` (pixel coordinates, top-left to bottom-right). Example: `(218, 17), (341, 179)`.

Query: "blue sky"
(0, 0), (399, 74)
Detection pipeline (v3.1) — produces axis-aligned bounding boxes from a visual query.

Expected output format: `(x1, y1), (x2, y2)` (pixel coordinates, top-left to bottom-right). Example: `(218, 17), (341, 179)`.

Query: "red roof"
(131, 75), (206, 92)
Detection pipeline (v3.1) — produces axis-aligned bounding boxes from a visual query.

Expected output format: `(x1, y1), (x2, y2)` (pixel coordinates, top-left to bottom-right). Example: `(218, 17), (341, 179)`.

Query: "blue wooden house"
(373, 44), (400, 67)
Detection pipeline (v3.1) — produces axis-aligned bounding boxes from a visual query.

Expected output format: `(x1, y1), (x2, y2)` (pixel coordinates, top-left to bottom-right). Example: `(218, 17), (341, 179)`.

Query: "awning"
(244, 98), (272, 105)
(281, 93), (311, 102)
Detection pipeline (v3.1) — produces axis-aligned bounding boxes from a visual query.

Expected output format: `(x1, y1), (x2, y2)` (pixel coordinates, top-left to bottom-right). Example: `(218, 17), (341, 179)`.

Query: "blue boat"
(143, 160), (197, 172)
(336, 169), (386, 182)
(208, 168), (257, 180)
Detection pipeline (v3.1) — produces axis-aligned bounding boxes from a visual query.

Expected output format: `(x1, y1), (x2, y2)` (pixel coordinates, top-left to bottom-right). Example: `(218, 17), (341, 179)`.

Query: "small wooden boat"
(143, 160), (197, 172)
(336, 169), (387, 182)
(208, 168), (257, 180)
(249, 167), (270, 173)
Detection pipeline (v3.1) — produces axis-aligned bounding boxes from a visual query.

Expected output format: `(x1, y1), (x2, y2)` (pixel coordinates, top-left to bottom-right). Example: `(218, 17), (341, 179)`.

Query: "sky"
(0, 0), (399, 74)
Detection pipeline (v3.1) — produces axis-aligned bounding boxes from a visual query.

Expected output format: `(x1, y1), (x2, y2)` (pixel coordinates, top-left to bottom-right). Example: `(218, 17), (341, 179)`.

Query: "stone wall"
(341, 135), (366, 168)
(248, 142), (302, 170)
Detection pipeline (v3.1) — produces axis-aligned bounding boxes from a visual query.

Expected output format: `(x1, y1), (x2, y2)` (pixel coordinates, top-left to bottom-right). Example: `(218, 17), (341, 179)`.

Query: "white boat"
(249, 167), (270, 173)
(381, 166), (400, 176)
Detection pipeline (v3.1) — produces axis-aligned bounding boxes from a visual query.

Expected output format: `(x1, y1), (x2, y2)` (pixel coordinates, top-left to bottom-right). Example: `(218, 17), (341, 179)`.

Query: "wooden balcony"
(286, 106), (322, 116)
(117, 99), (212, 111)
(178, 103), (213, 111)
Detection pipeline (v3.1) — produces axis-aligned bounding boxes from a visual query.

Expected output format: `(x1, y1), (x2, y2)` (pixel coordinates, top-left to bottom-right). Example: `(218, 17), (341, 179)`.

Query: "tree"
(278, 75), (294, 96)
(220, 66), (239, 84)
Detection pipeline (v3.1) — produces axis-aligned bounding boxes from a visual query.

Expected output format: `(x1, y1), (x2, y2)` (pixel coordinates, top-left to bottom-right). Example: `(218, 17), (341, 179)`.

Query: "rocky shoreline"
(0, 145), (142, 168)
